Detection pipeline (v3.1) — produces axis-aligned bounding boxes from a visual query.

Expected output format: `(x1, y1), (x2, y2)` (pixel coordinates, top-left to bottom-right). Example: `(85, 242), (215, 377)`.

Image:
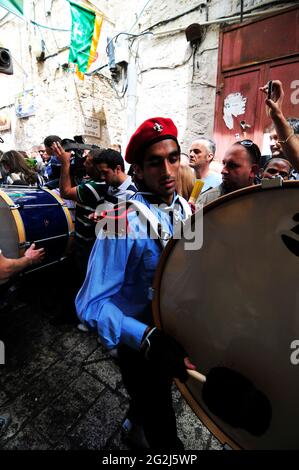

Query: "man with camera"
(53, 142), (136, 277)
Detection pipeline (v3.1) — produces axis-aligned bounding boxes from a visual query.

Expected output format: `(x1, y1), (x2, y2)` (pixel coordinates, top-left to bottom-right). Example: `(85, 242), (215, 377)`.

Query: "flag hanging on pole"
(0, 0), (23, 17)
(68, 1), (103, 80)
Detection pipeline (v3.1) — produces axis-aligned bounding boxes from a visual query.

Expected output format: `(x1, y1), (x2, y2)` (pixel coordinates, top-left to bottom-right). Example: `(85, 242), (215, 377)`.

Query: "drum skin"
(153, 182), (299, 449)
(0, 186), (73, 275)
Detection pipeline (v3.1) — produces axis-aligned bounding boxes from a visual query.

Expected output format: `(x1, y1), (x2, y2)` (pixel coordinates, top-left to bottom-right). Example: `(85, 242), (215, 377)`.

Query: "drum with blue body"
(0, 186), (74, 277)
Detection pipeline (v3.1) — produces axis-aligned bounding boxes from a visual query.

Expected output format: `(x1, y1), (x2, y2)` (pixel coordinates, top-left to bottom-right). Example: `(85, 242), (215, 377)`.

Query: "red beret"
(125, 117), (178, 163)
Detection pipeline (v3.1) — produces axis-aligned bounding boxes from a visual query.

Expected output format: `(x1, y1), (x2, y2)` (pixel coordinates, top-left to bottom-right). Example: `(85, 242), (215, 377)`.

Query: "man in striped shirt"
(53, 143), (136, 274)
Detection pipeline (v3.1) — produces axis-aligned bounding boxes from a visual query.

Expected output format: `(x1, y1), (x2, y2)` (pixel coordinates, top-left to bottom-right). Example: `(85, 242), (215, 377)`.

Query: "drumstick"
(187, 369), (206, 383)
(186, 366), (272, 436)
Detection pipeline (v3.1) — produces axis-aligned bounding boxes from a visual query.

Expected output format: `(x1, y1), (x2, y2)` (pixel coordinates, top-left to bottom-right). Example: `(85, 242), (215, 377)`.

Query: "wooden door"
(214, 5), (299, 161)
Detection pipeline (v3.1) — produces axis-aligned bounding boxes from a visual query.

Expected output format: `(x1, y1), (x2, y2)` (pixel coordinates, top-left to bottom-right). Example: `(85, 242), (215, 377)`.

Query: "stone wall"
(0, 0), (291, 156)
(0, 0), (124, 151)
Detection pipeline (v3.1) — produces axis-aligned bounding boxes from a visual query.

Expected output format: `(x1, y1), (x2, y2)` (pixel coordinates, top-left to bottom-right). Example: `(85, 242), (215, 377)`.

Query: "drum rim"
(0, 188), (26, 256)
(152, 180), (299, 449)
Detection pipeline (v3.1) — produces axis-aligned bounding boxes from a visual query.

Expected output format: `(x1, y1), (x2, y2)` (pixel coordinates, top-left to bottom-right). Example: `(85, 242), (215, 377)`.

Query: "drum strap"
(100, 196), (192, 248)
(111, 198), (191, 302)
(122, 198), (192, 249)
(178, 196), (192, 218)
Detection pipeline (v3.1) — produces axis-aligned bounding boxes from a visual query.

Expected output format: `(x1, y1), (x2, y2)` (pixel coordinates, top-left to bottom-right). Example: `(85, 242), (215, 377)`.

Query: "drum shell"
(0, 186), (73, 278)
(153, 181), (299, 450)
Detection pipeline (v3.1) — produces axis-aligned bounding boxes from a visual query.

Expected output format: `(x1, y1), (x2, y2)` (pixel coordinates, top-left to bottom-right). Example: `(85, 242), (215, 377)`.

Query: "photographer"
(53, 142), (136, 274)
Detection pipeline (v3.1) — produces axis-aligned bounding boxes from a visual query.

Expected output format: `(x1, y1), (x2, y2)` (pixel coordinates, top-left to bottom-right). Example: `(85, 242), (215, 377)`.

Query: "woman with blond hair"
(0, 150), (43, 185)
(176, 163), (196, 201)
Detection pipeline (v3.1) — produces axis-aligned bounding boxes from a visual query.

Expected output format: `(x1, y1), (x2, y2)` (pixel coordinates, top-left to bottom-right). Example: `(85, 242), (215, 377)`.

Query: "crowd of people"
(0, 80), (298, 449)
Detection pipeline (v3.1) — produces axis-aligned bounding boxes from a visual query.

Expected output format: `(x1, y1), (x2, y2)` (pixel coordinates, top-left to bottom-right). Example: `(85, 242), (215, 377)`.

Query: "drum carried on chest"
(0, 186), (74, 278)
(152, 181), (299, 449)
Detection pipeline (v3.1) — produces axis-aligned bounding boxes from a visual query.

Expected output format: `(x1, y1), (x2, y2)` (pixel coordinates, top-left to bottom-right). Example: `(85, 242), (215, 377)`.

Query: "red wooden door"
(214, 66), (263, 160)
(214, 5), (299, 162)
(265, 58), (299, 125)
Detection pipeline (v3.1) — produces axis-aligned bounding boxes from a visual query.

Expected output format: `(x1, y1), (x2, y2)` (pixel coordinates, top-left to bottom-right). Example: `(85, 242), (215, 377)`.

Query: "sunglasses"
(237, 139), (261, 164)
(266, 168), (289, 178)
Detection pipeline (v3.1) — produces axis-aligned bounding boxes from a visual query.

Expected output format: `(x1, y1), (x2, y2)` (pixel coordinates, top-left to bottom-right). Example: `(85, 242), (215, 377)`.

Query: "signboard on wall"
(15, 89), (35, 118)
(83, 115), (101, 137)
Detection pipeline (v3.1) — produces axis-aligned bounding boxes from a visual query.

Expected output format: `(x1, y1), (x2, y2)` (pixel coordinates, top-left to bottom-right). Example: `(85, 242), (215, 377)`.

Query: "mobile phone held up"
(267, 80), (273, 100)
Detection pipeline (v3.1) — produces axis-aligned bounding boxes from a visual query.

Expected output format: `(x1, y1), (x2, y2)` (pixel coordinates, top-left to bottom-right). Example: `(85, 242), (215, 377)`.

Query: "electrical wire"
(30, 20), (70, 31)
(0, 10), (9, 22)
(128, 0), (153, 33)
(142, 2), (207, 33)
(139, 0), (295, 34)
(105, 32), (144, 56)
(140, 44), (195, 74)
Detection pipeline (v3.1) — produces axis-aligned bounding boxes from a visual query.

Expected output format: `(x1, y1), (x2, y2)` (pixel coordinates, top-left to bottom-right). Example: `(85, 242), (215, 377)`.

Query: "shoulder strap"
(125, 200), (169, 248)
(176, 195), (192, 218)
(109, 199), (168, 248)
(101, 198), (190, 248)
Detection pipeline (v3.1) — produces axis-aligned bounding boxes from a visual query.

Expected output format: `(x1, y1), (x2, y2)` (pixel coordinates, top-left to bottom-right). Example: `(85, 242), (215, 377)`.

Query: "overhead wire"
(128, 0), (153, 33)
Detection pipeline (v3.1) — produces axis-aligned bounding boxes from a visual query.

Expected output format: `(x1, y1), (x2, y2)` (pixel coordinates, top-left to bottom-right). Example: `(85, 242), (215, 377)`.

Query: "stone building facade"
(0, 0), (294, 156)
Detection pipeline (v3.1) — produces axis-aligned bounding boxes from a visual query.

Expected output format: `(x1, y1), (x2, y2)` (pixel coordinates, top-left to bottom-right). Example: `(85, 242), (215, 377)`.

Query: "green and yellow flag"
(0, 0), (23, 17)
(68, 0), (103, 80)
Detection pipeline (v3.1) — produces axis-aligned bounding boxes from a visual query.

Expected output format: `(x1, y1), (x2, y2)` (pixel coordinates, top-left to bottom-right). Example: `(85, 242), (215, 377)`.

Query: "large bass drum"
(0, 186), (74, 281)
(152, 181), (299, 450)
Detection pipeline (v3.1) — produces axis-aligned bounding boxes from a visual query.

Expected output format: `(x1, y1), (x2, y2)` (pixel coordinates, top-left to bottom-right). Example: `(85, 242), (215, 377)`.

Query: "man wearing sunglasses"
(261, 158), (292, 181)
(196, 139), (260, 206)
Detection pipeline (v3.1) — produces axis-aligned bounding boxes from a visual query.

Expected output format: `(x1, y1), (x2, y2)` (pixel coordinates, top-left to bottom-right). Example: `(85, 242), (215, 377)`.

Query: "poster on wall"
(223, 92), (247, 130)
(0, 113), (11, 131)
(15, 89), (35, 118)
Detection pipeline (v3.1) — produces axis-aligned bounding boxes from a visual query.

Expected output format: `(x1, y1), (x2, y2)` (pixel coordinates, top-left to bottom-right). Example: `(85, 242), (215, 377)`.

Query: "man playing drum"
(0, 244), (45, 282)
(75, 117), (196, 449)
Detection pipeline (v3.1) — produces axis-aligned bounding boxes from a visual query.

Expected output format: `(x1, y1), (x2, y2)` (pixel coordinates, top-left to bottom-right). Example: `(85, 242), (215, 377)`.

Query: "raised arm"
(52, 142), (78, 201)
(260, 80), (299, 172)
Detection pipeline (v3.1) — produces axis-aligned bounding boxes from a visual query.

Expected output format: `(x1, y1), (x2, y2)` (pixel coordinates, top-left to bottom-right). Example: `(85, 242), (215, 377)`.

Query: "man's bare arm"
(0, 244), (45, 281)
(52, 142), (78, 201)
(260, 80), (299, 172)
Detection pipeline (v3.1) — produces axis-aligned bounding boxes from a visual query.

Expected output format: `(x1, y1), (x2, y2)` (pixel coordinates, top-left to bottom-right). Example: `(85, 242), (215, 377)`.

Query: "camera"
(0, 48), (13, 75)
(60, 137), (100, 184)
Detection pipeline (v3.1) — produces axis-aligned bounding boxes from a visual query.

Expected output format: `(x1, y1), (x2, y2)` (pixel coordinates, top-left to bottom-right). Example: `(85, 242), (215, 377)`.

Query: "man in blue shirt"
(76, 117), (195, 449)
(189, 137), (222, 192)
(43, 135), (64, 187)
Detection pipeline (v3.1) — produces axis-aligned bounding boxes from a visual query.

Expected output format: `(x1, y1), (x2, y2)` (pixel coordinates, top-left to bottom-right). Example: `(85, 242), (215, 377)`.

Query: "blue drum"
(0, 186), (74, 278)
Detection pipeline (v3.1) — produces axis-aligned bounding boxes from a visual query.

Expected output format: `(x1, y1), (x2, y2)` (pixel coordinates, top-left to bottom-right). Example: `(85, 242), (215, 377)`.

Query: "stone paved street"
(0, 287), (222, 451)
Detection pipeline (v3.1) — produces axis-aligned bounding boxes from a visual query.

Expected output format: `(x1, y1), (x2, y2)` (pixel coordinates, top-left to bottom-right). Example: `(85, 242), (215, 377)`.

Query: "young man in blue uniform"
(76, 117), (195, 449)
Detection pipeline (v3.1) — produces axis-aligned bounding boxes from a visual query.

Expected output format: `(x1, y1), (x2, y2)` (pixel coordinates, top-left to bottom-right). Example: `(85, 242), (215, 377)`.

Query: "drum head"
(153, 182), (299, 449)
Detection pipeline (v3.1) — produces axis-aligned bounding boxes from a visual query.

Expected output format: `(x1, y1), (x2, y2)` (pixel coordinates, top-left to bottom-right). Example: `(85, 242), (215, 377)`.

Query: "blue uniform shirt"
(75, 192), (191, 350)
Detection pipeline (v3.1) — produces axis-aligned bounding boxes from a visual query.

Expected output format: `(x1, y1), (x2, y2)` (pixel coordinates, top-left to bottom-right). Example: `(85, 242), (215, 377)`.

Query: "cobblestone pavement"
(0, 291), (222, 451)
